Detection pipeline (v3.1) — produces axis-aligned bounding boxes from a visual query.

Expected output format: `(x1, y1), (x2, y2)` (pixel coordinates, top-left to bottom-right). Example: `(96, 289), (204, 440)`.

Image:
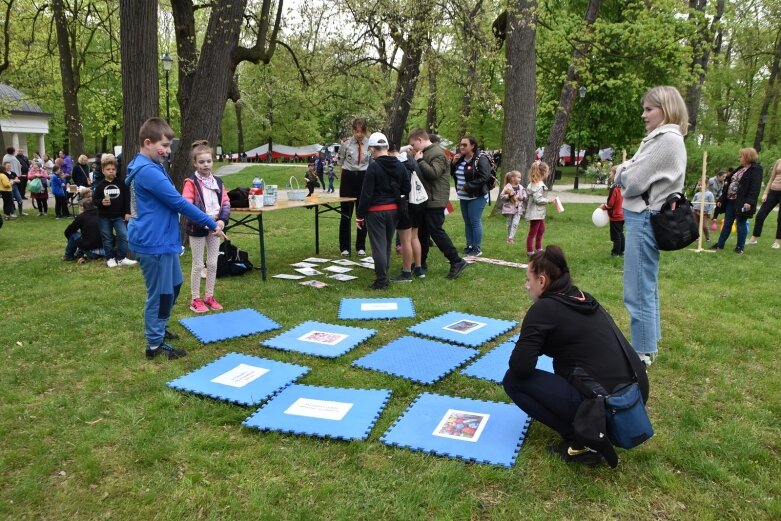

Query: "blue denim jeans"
(459, 195), (488, 250)
(137, 252), (182, 349)
(98, 216), (128, 260)
(623, 209), (661, 355)
(716, 200), (749, 249)
(65, 232), (104, 259)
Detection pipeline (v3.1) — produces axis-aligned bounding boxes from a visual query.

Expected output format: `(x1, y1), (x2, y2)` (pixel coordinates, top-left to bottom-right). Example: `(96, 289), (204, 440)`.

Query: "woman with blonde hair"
(614, 85), (688, 366)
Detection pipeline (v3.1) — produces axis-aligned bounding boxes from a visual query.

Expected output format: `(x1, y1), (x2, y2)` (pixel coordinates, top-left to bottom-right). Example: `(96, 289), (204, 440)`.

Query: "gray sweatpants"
(366, 210), (398, 284)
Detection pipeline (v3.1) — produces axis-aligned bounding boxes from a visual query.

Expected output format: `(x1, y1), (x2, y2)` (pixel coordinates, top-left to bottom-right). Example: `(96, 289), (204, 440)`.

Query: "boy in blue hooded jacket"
(126, 117), (223, 360)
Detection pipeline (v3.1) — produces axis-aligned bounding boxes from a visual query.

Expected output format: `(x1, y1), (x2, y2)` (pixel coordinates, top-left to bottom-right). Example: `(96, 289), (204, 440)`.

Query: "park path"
(215, 163), (606, 204)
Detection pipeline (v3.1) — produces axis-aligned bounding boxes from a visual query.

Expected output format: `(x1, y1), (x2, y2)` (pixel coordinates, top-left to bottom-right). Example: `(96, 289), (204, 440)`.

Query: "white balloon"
(592, 207), (609, 228)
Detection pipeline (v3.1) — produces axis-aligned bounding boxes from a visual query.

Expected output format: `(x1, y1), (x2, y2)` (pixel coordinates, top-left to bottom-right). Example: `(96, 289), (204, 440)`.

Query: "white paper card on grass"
(284, 398), (354, 421)
(328, 274), (358, 281)
(303, 257), (331, 263)
(211, 364), (269, 388)
(291, 262), (318, 268)
(324, 265), (353, 273)
(273, 273), (306, 280)
(294, 267), (323, 276)
(360, 302), (399, 311)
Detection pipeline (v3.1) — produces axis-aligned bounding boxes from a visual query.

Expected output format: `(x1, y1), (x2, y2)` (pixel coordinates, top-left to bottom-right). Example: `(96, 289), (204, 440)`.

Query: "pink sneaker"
(190, 298), (209, 313)
(203, 296), (223, 310)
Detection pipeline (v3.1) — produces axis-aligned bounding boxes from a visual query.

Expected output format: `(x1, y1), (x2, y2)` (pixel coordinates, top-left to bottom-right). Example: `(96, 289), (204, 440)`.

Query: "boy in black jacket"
(93, 154), (136, 268)
(62, 198), (104, 262)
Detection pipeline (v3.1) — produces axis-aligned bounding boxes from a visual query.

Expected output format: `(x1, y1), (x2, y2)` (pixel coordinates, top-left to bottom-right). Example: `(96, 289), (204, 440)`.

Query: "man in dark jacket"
(62, 198), (104, 261)
(16, 148), (30, 198)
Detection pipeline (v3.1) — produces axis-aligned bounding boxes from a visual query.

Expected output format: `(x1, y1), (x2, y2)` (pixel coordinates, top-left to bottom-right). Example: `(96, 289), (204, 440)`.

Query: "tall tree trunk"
(754, 30), (781, 151)
(235, 102), (245, 154)
(425, 56), (439, 134)
(684, 0), (725, 135)
(119, 0), (159, 178)
(494, 0), (537, 217)
(170, 0), (281, 185)
(52, 0), (85, 156)
(541, 0), (601, 187)
(459, 46), (479, 138)
(385, 46), (426, 147)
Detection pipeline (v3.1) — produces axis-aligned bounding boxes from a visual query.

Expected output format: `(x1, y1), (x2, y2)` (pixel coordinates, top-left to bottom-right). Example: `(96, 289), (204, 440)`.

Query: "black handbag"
(644, 191), (699, 251)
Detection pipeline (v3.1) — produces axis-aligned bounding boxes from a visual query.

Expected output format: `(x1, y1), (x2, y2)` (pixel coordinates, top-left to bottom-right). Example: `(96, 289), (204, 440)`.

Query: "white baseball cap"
(367, 132), (389, 148)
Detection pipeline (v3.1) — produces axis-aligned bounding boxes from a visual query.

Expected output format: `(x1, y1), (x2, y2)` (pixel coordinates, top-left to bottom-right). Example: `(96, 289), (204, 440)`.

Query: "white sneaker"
(773, 243), (780, 249)
(357, 249), (367, 256)
(118, 258), (138, 266)
(341, 250), (350, 257)
(638, 353), (656, 367)
(746, 238), (758, 245)
(106, 258), (118, 268)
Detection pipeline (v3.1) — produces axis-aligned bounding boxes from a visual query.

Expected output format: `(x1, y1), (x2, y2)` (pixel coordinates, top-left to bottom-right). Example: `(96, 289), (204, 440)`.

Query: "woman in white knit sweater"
(614, 86), (688, 366)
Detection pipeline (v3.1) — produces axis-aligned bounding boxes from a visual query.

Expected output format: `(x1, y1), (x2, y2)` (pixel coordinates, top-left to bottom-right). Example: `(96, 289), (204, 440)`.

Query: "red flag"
(444, 201), (454, 216)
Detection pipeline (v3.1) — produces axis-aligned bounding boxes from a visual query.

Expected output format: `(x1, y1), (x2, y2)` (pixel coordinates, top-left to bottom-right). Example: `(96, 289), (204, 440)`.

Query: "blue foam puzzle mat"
(243, 385), (391, 441)
(167, 352), (310, 406)
(338, 298), (415, 320)
(351, 336), (478, 385)
(461, 339), (554, 383)
(179, 308), (281, 344)
(381, 392), (531, 467)
(261, 321), (376, 358)
(407, 311), (517, 347)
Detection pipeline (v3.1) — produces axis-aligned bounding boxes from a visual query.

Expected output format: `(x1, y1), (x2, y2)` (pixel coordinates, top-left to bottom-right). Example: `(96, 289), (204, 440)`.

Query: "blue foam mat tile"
(381, 392), (531, 467)
(338, 298), (415, 320)
(243, 384), (391, 441)
(167, 352), (310, 406)
(407, 311), (517, 347)
(461, 339), (554, 383)
(351, 336), (479, 385)
(261, 321), (376, 358)
(179, 308), (281, 344)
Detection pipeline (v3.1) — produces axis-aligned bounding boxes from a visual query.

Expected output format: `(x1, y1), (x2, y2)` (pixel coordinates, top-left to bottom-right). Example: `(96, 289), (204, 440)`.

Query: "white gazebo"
(0, 83), (52, 155)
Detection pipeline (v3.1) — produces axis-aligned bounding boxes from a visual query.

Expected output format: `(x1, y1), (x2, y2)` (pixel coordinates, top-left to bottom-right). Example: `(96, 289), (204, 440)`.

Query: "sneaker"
(203, 296), (223, 310)
(746, 238), (758, 245)
(391, 271), (413, 283)
(507, 238), (514, 244)
(710, 244), (723, 251)
(547, 441), (603, 466)
(413, 266), (426, 279)
(368, 280), (388, 290)
(446, 259), (468, 279)
(463, 246), (472, 254)
(734, 247), (744, 254)
(773, 243), (780, 249)
(118, 258), (138, 266)
(471, 248), (483, 257)
(146, 342), (187, 360)
(106, 258), (118, 268)
(526, 251), (535, 257)
(76, 257), (88, 264)
(357, 249), (367, 256)
(638, 353), (656, 367)
(190, 298), (209, 313)
(164, 328), (180, 340)
(341, 250), (350, 257)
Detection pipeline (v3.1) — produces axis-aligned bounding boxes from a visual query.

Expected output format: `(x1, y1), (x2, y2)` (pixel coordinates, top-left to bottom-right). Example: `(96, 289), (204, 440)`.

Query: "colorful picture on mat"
(442, 320), (486, 334)
(284, 398), (354, 421)
(432, 409), (490, 442)
(298, 330), (348, 346)
(360, 302), (398, 311)
(300, 280), (328, 288)
(210, 364), (269, 388)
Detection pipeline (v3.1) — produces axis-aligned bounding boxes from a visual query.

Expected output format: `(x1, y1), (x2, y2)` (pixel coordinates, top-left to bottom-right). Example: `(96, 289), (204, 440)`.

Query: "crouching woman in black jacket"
(503, 246), (649, 466)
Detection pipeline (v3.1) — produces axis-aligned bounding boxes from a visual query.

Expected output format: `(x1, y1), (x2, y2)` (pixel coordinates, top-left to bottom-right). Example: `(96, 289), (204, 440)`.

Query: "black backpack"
(228, 187), (249, 208)
(476, 150), (497, 191)
(216, 240), (253, 277)
(644, 192), (699, 251)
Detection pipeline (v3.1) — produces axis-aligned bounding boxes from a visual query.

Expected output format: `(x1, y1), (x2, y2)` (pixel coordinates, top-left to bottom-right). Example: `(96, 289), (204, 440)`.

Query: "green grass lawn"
(1, 198), (779, 520)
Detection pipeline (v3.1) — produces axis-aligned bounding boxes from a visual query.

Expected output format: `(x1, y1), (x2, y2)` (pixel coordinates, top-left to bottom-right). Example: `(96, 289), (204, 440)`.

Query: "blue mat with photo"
(351, 336), (479, 385)
(179, 308), (281, 344)
(261, 321), (376, 358)
(461, 339), (554, 383)
(381, 392), (531, 467)
(167, 352), (310, 406)
(338, 297), (415, 320)
(407, 311), (517, 347)
(243, 385), (391, 441)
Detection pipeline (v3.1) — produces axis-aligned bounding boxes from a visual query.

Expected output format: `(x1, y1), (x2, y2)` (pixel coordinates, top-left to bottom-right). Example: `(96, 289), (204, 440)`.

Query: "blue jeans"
(459, 196), (488, 250)
(716, 200), (749, 249)
(137, 252), (182, 349)
(64, 232), (104, 259)
(623, 209), (661, 355)
(98, 216), (128, 260)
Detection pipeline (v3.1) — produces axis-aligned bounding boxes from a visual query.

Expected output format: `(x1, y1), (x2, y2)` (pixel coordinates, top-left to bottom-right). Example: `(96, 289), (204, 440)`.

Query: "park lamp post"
(161, 53), (173, 123)
(574, 85), (586, 190)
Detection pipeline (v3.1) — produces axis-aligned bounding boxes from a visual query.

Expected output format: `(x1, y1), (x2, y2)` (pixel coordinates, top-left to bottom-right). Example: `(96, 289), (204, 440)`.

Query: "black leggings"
(1, 191), (14, 216)
(339, 170), (367, 252)
(752, 190), (781, 240)
(503, 369), (584, 442)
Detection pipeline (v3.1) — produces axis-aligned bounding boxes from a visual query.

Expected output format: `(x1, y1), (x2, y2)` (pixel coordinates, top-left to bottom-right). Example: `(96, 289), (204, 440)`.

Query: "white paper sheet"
(210, 364), (269, 388)
(284, 398), (354, 421)
(360, 302), (398, 311)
